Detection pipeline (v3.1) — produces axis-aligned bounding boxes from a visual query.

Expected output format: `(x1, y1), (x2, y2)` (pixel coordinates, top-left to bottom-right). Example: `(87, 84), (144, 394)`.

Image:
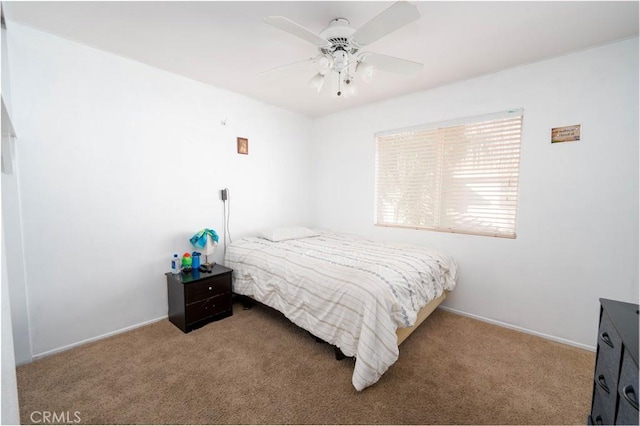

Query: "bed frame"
(396, 291), (447, 345)
(236, 290), (448, 360)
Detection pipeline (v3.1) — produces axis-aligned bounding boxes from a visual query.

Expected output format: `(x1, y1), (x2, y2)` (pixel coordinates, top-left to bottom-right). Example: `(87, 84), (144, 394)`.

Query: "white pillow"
(257, 226), (320, 242)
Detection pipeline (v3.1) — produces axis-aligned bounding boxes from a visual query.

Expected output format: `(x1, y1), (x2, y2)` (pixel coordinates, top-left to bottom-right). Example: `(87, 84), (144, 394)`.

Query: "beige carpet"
(16, 302), (594, 424)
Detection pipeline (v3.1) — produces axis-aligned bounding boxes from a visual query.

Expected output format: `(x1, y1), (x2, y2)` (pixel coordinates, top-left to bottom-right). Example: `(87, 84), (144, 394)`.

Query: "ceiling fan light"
(308, 73), (325, 93)
(316, 55), (332, 73)
(356, 61), (376, 82)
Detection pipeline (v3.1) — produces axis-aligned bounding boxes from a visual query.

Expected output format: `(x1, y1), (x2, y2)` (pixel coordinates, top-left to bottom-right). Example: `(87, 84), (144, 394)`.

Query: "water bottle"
(171, 254), (180, 274)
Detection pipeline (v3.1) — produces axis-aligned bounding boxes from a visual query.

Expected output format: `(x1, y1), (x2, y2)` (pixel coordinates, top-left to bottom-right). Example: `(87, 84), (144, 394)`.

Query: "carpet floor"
(16, 302), (594, 424)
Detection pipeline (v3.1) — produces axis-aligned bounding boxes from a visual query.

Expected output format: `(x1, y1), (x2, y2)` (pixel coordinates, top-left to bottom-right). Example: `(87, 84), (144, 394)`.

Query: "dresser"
(589, 298), (639, 425)
(166, 264), (233, 333)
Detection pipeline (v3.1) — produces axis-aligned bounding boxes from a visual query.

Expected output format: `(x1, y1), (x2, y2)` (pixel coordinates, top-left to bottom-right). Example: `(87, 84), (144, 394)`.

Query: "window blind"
(375, 109), (523, 238)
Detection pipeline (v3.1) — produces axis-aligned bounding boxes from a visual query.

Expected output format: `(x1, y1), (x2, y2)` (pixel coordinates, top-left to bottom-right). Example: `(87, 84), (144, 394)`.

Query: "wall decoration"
(551, 125), (581, 143)
(237, 137), (248, 155)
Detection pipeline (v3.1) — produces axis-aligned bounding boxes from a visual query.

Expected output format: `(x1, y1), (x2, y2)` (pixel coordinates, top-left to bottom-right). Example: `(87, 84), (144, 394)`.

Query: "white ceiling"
(4, 1), (638, 117)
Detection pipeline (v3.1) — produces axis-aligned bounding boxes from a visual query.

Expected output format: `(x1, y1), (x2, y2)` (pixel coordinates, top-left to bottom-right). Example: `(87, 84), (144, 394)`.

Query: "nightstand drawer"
(185, 275), (231, 304)
(186, 293), (231, 324)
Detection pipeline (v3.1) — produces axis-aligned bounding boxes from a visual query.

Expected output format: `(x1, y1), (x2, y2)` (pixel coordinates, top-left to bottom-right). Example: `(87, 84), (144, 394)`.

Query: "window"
(375, 109), (523, 238)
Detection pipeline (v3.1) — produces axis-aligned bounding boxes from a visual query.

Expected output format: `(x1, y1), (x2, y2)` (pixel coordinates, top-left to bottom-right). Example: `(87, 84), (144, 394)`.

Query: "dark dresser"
(166, 264), (233, 333)
(589, 298), (639, 425)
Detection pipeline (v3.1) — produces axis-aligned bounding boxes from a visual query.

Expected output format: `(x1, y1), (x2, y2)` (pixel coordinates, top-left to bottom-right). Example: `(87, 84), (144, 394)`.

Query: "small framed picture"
(237, 137), (248, 155)
(551, 125), (581, 143)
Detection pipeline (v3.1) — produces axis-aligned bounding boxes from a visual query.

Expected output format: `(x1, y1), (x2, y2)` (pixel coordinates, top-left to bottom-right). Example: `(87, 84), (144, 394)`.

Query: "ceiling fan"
(263, 1), (423, 97)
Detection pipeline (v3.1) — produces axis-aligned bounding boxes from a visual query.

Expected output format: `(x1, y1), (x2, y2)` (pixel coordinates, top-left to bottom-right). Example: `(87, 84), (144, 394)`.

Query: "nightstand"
(166, 264), (233, 333)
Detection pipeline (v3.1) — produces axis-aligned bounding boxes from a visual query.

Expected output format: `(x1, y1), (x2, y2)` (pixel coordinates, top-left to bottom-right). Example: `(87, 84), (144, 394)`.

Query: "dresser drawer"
(616, 349), (639, 425)
(592, 380), (614, 426)
(185, 275), (231, 304)
(596, 311), (624, 379)
(593, 361), (618, 418)
(186, 293), (231, 324)
(593, 356), (618, 406)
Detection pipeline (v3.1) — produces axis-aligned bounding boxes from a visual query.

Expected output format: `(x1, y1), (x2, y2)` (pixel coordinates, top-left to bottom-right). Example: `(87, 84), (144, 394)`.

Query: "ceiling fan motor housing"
(319, 18), (359, 56)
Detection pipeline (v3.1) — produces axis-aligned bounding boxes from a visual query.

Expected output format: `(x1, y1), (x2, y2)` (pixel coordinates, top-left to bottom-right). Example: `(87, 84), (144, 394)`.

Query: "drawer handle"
(622, 385), (639, 411)
(594, 415), (603, 425)
(600, 332), (614, 348)
(597, 375), (609, 394)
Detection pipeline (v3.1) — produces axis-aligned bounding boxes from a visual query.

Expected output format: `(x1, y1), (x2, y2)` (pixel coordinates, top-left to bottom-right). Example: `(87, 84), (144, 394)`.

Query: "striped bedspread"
(224, 230), (457, 391)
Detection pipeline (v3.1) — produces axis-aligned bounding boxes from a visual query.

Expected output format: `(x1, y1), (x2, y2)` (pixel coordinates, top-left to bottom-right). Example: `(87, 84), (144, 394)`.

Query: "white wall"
(6, 22), (313, 358)
(310, 38), (639, 349)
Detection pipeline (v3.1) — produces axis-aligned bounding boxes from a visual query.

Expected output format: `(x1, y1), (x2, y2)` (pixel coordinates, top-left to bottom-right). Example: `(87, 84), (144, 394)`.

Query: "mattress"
(224, 230), (457, 390)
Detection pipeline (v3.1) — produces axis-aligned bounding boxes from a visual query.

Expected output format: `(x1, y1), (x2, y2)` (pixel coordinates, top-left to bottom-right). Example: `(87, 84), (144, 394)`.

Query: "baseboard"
(438, 306), (596, 352)
(31, 315), (168, 362)
(29, 307), (596, 362)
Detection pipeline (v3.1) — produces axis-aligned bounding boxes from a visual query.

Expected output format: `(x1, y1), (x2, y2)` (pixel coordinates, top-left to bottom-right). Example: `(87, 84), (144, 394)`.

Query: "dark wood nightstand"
(166, 264), (233, 333)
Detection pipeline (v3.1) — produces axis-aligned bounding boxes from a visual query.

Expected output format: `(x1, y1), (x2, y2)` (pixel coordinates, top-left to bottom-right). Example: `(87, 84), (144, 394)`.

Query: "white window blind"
(375, 109), (524, 238)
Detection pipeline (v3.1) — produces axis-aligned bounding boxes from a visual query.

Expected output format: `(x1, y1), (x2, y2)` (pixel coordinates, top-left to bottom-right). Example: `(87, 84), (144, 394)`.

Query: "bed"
(224, 228), (458, 391)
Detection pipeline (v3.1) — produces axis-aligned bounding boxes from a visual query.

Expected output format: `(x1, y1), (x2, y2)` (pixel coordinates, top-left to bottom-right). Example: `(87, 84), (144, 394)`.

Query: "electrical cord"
(225, 195), (232, 245)
(222, 188), (232, 259)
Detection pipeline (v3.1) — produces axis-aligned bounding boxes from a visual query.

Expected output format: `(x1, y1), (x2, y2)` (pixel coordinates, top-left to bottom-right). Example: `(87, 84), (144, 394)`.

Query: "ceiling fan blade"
(258, 56), (319, 76)
(361, 52), (423, 75)
(351, 1), (420, 47)
(264, 16), (330, 48)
